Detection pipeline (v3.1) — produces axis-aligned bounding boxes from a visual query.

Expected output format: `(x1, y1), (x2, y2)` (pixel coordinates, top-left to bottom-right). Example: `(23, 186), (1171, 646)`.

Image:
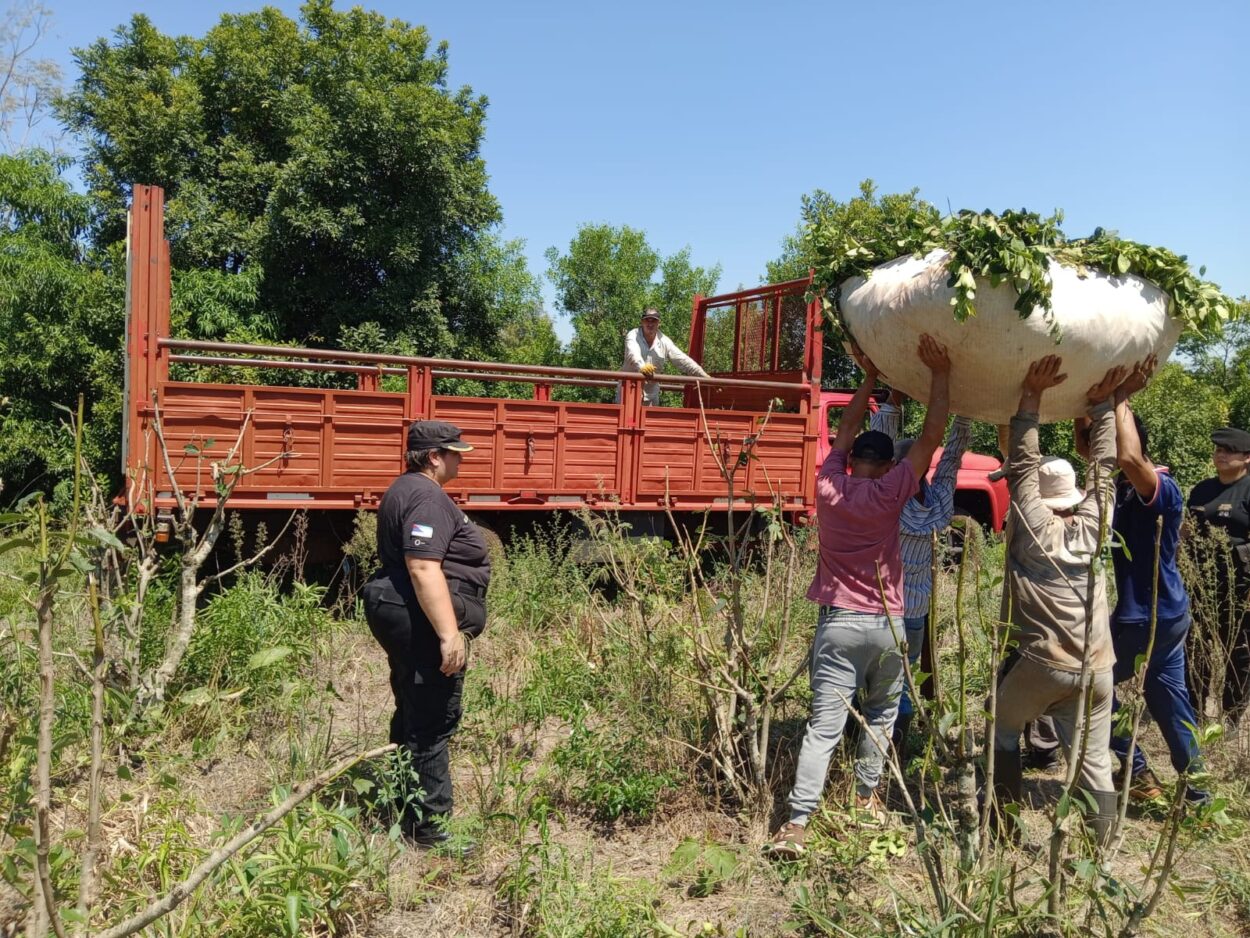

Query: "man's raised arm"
(831, 344), (879, 454)
(902, 335), (952, 480)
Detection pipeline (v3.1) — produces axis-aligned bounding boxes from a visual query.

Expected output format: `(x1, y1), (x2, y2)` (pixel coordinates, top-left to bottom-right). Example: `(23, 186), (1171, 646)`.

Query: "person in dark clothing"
(364, 420), (490, 853)
(1187, 426), (1250, 723)
(1098, 357), (1207, 804)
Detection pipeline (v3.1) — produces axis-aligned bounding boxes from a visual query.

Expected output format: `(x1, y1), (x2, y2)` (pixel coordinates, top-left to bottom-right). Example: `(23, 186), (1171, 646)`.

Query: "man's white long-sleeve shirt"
(621, 327), (709, 405)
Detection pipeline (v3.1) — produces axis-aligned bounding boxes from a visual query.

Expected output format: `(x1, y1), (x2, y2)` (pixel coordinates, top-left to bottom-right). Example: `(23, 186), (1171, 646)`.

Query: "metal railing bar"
(161, 338), (810, 393)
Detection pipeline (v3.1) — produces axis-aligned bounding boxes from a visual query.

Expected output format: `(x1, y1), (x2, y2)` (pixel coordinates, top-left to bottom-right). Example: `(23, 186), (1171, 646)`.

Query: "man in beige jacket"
(990, 357), (1123, 847)
(620, 308), (708, 406)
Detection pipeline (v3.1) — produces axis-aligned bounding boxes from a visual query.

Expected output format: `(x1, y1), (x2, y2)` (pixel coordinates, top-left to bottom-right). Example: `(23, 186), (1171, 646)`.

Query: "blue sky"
(41, 0), (1250, 342)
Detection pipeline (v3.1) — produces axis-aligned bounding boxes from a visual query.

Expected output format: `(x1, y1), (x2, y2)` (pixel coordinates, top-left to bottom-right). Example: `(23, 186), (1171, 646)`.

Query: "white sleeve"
(622, 329), (645, 371)
(662, 335), (709, 377)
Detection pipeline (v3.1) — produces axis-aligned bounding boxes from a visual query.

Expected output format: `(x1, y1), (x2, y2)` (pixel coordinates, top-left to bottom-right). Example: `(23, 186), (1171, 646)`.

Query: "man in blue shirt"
(1101, 358), (1207, 803)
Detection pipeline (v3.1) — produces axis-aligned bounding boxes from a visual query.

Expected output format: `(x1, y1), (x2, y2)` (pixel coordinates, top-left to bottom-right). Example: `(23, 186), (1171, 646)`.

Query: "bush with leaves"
(175, 573), (330, 706)
(552, 717), (680, 823)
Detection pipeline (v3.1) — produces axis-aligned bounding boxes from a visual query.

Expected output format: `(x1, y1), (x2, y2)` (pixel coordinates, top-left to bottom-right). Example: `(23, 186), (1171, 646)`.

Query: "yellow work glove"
(639, 363), (657, 377)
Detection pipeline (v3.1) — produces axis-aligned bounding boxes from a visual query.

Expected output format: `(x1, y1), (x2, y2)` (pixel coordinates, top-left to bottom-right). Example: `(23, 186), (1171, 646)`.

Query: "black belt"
(447, 578), (487, 600)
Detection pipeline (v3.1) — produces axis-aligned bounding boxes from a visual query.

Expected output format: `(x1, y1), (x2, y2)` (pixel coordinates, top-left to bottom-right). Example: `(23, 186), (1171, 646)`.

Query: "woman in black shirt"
(364, 420), (490, 854)
(1187, 426), (1250, 722)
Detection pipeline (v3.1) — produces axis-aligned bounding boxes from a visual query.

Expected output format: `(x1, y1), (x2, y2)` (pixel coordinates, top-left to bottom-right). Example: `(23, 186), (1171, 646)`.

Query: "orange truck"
(121, 185), (1005, 539)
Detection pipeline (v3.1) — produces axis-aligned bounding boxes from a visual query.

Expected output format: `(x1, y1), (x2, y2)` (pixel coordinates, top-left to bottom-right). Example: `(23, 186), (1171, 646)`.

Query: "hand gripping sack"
(839, 249), (1182, 424)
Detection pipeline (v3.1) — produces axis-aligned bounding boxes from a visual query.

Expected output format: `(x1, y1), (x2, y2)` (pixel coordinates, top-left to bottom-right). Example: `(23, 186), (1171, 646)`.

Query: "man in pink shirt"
(767, 335), (952, 858)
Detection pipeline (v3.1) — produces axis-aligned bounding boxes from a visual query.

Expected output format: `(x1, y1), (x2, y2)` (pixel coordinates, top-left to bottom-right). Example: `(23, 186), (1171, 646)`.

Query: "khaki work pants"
(993, 654), (1114, 793)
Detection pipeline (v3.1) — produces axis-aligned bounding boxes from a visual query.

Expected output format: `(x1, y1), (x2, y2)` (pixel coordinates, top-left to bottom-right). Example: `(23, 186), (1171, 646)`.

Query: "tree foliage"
(57, 1), (502, 354)
(0, 0), (60, 151)
(766, 182), (934, 387)
(546, 223), (719, 374)
(1132, 362), (1230, 487)
(0, 151), (123, 498)
(0, 3), (565, 500)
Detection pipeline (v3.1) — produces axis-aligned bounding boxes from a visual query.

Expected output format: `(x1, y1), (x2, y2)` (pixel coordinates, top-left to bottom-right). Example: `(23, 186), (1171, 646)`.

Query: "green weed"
(665, 839), (742, 898)
(176, 573), (329, 705)
(552, 717), (679, 823)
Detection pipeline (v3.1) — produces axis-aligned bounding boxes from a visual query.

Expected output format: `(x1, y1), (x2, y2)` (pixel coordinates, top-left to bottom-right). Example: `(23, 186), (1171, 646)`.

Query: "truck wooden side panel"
(123, 186), (823, 517)
(136, 385), (815, 512)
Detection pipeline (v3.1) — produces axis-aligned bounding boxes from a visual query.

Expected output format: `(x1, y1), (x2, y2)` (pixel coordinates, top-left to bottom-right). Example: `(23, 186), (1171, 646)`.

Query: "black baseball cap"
(407, 420), (473, 452)
(1213, 426), (1250, 453)
(850, 430), (894, 462)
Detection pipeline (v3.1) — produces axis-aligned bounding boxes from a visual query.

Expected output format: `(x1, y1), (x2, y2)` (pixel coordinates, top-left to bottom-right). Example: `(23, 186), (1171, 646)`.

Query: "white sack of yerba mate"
(839, 249), (1182, 424)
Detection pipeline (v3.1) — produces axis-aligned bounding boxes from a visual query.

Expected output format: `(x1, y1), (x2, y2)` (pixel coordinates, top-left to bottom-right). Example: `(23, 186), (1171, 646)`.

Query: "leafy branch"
(805, 184), (1238, 337)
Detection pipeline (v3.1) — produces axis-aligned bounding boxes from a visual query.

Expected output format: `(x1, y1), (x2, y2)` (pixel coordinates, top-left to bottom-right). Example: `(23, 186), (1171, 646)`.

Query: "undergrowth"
(2, 510), (1249, 936)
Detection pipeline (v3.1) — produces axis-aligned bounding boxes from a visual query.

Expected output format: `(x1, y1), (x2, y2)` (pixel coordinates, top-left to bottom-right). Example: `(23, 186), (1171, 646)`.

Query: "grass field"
(2, 514), (1249, 936)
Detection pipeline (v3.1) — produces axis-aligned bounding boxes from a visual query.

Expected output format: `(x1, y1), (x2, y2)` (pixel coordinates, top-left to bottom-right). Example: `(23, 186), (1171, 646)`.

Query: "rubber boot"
(989, 747), (1024, 842)
(1083, 789), (1119, 851)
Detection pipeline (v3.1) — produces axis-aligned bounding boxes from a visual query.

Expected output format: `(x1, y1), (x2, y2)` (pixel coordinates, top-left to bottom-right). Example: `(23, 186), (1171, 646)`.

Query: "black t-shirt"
(1188, 474), (1250, 547)
(376, 471), (491, 590)
(1187, 472), (1250, 584)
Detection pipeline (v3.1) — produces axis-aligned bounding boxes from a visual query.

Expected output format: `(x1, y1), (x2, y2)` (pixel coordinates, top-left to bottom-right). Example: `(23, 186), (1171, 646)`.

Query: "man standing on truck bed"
(621, 307), (709, 405)
(766, 334), (952, 859)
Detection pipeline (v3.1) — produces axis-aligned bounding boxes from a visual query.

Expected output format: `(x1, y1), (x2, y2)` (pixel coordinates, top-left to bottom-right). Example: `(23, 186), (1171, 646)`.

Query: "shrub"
(552, 718), (680, 823)
(176, 574), (330, 704)
(490, 520), (593, 632)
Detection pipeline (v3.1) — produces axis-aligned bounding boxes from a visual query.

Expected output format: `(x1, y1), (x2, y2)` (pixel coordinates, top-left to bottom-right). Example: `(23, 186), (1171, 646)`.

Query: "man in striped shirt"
(870, 392), (972, 756)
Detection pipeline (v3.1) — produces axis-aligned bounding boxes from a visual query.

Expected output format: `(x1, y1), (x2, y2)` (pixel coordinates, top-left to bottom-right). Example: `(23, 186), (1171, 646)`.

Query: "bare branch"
(198, 509), (297, 590)
(75, 573), (107, 935)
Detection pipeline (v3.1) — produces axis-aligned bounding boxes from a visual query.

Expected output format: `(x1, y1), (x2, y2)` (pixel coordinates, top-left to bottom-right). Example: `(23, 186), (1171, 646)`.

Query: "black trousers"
(363, 573), (484, 829)
(1188, 596), (1250, 723)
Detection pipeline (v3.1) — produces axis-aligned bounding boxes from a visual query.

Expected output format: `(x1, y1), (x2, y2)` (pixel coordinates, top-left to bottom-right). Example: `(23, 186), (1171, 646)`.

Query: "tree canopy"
(57, 1), (502, 355)
(0, 1), (565, 498)
(0, 152), (123, 498)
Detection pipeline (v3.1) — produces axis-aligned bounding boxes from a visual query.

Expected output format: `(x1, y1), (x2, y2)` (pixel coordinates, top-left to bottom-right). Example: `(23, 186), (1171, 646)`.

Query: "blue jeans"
(1110, 613), (1204, 778)
(788, 607), (904, 824)
(899, 615), (926, 718)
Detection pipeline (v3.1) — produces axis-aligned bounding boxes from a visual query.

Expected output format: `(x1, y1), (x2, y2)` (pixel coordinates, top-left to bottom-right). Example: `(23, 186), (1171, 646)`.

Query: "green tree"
(546, 224), (719, 375)
(0, 151), (123, 499)
(1132, 362), (1230, 488)
(1, 1), (61, 151)
(448, 233), (557, 365)
(1177, 306), (1250, 391)
(57, 1), (501, 353)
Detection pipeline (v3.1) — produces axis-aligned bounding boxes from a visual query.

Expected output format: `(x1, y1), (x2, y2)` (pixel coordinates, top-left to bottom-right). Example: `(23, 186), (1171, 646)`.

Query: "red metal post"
(800, 275), (823, 510)
(618, 375), (641, 506)
(124, 185), (171, 503)
(770, 290), (782, 372)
